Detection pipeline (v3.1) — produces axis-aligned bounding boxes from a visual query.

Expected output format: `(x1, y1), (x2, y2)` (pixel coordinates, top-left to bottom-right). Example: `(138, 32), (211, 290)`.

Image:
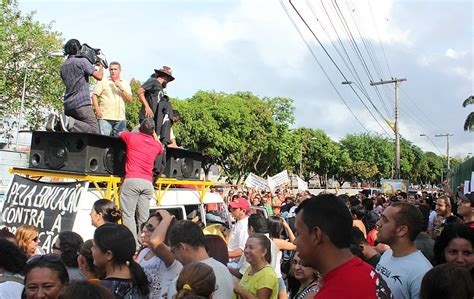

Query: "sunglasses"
(144, 223), (155, 232)
(32, 236), (39, 242)
(27, 254), (61, 265)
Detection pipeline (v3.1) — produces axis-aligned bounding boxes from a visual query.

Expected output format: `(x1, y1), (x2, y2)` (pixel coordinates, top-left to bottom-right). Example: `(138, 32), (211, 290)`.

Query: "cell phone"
(227, 261), (238, 268)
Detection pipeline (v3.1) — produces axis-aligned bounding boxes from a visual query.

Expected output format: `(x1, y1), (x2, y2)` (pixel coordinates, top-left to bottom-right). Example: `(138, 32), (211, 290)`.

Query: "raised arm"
(149, 210), (175, 267)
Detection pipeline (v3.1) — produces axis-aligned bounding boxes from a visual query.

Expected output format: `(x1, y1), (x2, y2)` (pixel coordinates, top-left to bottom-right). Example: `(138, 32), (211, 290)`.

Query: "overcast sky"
(19, 0), (473, 158)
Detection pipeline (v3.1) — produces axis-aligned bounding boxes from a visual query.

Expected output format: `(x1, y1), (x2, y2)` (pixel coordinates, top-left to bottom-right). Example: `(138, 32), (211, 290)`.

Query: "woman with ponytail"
(90, 199), (123, 227)
(92, 223), (149, 298)
(175, 262), (216, 299)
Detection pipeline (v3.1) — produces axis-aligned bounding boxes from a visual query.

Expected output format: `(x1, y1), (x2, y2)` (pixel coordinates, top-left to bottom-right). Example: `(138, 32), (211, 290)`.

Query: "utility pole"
(435, 133), (454, 180)
(370, 78), (407, 179)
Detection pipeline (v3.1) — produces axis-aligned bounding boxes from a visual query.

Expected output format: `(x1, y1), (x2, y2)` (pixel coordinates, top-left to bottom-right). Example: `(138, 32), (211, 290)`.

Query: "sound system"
(164, 147), (202, 180)
(29, 131), (126, 176)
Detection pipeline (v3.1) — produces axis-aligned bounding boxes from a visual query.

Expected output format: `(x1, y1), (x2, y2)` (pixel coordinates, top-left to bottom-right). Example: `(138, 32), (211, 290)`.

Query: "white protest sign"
(297, 176), (308, 191)
(471, 172), (474, 193)
(464, 180), (470, 195)
(267, 170), (290, 192)
(244, 173), (269, 191)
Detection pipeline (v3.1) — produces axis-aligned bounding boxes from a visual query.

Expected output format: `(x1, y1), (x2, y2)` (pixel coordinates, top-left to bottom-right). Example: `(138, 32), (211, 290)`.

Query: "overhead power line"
(367, 0), (393, 79)
(286, 0), (392, 137)
(278, 0), (369, 132)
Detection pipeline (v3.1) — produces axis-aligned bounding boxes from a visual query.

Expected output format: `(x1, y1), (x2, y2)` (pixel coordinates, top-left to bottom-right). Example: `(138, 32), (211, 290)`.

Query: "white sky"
(19, 0), (474, 158)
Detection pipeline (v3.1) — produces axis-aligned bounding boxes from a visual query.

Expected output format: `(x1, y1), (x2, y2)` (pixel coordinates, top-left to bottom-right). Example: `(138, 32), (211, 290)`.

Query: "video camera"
(77, 43), (108, 69)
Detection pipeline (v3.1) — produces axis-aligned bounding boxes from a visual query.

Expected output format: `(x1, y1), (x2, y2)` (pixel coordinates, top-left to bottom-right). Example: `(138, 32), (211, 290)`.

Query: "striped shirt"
(60, 57), (95, 110)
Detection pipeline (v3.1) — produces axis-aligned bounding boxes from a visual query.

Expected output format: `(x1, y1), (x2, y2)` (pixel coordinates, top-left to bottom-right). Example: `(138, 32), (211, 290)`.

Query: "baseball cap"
(229, 197), (250, 211)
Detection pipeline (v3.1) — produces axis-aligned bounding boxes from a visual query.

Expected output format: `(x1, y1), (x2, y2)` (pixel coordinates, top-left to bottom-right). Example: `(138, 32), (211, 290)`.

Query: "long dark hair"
(267, 216), (284, 239)
(79, 240), (102, 278)
(434, 223), (474, 265)
(64, 39), (81, 55)
(94, 224), (149, 296)
(0, 239), (27, 274)
(58, 231), (83, 268)
(92, 199), (122, 224)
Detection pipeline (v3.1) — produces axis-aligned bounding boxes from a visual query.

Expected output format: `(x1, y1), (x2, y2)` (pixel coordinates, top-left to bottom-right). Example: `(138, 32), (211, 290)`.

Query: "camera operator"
(46, 38), (103, 133)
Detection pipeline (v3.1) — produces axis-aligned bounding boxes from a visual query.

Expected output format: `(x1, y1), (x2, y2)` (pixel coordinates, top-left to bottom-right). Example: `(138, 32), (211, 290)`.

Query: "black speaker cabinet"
(29, 131), (126, 176)
(164, 147), (202, 180)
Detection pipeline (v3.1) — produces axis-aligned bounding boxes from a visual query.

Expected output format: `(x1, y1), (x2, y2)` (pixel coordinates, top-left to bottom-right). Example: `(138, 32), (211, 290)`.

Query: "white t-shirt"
(228, 216), (249, 252)
(375, 249), (432, 299)
(0, 281), (24, 299)
(167, 257), (233, 299)
(137, 248), (183, 299)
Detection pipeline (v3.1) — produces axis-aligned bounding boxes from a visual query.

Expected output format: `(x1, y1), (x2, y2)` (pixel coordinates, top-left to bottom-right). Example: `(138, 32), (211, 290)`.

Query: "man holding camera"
(92, 61), (132, 136)
(46, 38), (103, 133)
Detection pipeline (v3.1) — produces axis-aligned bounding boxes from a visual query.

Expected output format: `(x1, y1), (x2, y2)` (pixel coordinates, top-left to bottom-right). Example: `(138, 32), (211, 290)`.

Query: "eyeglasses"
(27, 254), (61, 265)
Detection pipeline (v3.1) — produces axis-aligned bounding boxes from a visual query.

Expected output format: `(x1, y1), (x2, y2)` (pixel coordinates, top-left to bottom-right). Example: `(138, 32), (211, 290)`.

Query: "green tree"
(347, 160), (379, 182)
(417, 151), (443, 185)
(0, 1), (63, 132)
(399, 139), (424, 183)
(124, 78), (142, 130)
(171, 91), (294, 183)
(340, 133), (394, 182)
(295, 128), (350, 184)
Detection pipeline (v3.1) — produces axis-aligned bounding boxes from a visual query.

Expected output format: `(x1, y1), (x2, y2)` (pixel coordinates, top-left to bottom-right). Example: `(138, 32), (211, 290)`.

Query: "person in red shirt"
(294, 194), (392, 299)
(119, 118), (163, 246)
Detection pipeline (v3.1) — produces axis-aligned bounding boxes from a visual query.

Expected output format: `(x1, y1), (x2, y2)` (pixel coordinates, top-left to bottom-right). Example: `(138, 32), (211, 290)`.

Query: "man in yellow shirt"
(92, 61), (132, 136)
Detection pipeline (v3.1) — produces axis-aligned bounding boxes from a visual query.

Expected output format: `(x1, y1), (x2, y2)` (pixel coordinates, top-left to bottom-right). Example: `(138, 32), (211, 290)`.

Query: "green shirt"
(235, 265), (278, 299)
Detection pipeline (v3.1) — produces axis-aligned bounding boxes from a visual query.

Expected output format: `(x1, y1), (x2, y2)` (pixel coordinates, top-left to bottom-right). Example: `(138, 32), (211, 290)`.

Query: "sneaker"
(45, 114), (57, 131)
(58, 114), (69, 132)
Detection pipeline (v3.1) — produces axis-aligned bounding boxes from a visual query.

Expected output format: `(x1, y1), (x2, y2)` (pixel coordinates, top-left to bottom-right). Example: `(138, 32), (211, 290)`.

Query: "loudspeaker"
(29, 131), (126, 176)
(164, 147), (202, 180)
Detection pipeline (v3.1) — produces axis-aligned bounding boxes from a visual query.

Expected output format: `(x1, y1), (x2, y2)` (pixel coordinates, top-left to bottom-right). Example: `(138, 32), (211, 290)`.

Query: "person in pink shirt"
(119, 118), (163, 246)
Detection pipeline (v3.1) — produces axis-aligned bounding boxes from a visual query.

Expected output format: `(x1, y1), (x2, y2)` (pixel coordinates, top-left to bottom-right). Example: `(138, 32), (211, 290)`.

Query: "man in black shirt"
(137, 66), (175, 179)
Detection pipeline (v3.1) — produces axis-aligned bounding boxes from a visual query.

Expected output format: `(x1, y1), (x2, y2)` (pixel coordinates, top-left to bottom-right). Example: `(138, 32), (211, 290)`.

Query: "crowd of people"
(1, 39), (472, 299)
(0, 183), (473, 299)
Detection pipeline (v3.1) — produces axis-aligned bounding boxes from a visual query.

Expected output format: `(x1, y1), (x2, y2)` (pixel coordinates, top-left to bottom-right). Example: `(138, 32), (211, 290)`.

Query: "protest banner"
(296, 176), (308, 192)
(244, 173), (269, 191)
(471, 172), (474, 193)
(267, 170), (290, 192)
(1, 175), (89, 253)
(381, 179), (409, 194)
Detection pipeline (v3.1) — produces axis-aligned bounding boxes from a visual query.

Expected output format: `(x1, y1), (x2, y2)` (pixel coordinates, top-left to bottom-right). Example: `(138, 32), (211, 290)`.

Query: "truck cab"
(73, 187), (227, 242)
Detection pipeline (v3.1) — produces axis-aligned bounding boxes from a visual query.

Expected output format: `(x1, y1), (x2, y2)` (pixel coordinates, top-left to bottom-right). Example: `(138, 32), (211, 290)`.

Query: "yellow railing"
(9, 168), (214, 208)
(154, 177), (214, 205)
(9, 167), (122, 208)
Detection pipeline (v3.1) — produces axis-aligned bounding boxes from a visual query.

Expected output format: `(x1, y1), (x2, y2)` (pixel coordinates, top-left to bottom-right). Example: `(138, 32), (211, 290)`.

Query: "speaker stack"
(28, 131), (203, 180)
(164, 147), (202, 180)
(29, 131), (126, 176)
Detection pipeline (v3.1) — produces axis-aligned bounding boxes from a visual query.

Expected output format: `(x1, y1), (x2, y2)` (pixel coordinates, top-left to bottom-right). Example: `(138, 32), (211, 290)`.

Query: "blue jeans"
(98, 119), (127, 136)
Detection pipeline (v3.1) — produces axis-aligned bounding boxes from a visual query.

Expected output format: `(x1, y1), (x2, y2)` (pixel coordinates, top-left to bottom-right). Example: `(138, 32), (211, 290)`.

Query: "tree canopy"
(1, 1), (63, 135)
